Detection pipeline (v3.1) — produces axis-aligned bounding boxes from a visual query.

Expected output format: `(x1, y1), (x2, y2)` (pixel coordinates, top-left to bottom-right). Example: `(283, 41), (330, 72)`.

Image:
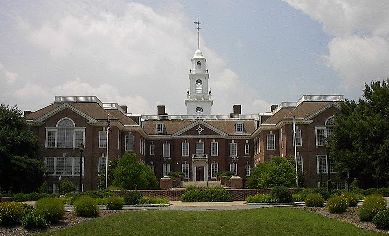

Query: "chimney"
(120, 105), (127, 113)
(233, 104), (241, 115)
(157, 105), (166, 115)
(271, 105), (278, 112)
(23, 111), (32, 117)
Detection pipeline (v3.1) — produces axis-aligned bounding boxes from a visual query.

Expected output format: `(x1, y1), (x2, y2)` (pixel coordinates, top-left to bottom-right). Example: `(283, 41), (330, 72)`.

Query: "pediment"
(173, 120), (227, 136)
(36, 103), (97, 124)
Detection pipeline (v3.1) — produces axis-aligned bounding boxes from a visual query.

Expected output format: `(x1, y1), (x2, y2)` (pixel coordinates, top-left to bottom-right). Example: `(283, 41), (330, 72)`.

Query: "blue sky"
(1, 0), (388, 114)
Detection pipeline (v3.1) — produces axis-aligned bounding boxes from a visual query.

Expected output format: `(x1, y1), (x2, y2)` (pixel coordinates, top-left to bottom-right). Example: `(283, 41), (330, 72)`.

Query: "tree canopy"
(113, 152), (158, 190)
(247, 156), (296, 188)
(329, 80), (389, 188)
(0, 104), (45, 193)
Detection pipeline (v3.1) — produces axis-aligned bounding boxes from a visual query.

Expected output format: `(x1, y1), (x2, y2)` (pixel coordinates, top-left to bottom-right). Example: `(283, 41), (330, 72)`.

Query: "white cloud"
(0, 0), (270, 114)
(285, 0), (389, 95)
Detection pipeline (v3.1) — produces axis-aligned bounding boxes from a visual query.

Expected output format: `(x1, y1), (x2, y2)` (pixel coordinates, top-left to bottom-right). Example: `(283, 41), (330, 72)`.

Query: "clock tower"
(185, 20), (213, 115)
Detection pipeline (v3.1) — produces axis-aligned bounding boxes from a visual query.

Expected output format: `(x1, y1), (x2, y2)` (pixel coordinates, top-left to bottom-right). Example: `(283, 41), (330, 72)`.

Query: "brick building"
(24, 44), (344, 191)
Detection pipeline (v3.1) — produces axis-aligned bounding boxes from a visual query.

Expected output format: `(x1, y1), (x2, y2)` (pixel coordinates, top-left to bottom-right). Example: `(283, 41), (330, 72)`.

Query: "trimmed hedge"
(106, 196), (124, 210)
(35, 197), (65, 224)
(372, 210), (389, 229)
(13, 192), (51, 202)
(181, 187), (232, 202)
(74, 196), (99, 217)
(327, 195), (348, 214)
(359, 194), (387, 222)
(305, 193), (324, 207)
(0, 202), (25, 226)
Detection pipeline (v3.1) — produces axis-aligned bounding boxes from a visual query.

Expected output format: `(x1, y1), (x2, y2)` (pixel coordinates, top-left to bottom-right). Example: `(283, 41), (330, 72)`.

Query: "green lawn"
(39, 208), (383, 236)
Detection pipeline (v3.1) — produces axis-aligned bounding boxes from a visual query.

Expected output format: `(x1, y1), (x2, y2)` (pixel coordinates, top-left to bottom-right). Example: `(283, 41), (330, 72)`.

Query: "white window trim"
(210, 162), (219, 179)
(244, 142), (250, 155)
(150, 144), (155, 155)
(295, 129), (302, 147)
(229, 142), (237, 157)
(156, 123), (165, 134)
(316, 155), (328, 174)
(44, 157), (84, 176)
(235, 123), (244, 133)
(267, 134), (275, 150)
(181, 162), (190, 179)
(315, 127), (326, 147)
(99, 130), (107, 148)
(182, 142), (189, 156)
(196, 141), (204, 155)
(163, 143), (170, 158)
(211, 141), (219, 156)
(45, 127), (85, 149)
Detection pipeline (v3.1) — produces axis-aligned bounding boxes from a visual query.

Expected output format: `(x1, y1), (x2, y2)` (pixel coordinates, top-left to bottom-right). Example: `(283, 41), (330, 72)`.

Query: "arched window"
(195, 79), (202, 93)
(196, 61), (201, 69)
(196, 107), (203, 113)
(57, 118), (75, 148)
(325, 116), (335, 137)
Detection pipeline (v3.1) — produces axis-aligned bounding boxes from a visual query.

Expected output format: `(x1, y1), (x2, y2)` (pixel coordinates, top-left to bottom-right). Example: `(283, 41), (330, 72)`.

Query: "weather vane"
(194, 19), (201, 49)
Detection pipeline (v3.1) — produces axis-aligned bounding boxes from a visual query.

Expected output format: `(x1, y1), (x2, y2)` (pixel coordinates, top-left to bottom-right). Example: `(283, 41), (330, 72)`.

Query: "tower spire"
(194, 19), (201, 49)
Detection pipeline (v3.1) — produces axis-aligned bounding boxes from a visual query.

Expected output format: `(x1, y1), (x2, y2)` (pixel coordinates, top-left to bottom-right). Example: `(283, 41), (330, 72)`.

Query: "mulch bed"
(304, 207), (389, 234)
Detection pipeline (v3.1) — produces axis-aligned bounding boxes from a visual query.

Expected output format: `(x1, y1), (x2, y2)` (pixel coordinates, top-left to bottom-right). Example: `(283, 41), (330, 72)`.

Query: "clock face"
(196, 79), (202, 85)
(196, 107), (203, 113)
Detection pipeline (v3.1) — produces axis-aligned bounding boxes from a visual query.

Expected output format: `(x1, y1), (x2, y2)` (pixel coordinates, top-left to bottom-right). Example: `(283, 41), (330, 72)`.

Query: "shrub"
(246, 194), (276, 203)
(359, 194), (387, 222)
(181, 187), (232, 202)
(13, 192), (50, 202)
(292, 193), (305, 202)
(59, 179), (76, 194)
(35, 197), (65, 224)
(139, 196), (169, 204)
(327, 195), (348, 213)
(305, 193), (324, 207)
(0, 202), (25, 226)
(21, 210), (48, 229)
(373, 209), (389, 229)
(271, 186), (292, 203)
(106, 196), (124, 210)
(74, 196), (99, 217)
(123, 191), (143, 205)
(341, 192), (359, 207)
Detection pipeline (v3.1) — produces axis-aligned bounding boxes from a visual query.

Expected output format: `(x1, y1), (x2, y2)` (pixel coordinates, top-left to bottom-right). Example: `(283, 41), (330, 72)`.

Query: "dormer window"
(235, 123), (244, 133)
(156, 123), (165, 134)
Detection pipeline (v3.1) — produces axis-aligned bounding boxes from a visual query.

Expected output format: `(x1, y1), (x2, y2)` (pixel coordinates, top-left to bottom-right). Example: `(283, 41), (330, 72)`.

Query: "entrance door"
(196, 166), (204, 181)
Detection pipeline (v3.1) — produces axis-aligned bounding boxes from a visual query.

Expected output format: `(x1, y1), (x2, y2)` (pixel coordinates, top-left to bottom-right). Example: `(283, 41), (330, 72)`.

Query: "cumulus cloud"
(285, 0), (389, 95)
(0, 0), (270, 114)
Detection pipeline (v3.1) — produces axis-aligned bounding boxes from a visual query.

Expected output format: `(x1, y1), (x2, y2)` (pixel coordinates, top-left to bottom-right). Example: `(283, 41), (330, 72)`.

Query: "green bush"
(139, 196), (169, 204)
(181, 187), (232, 202)
(292, 193), (305, 202)
(246, 194), (276, 203)
(74, 196), (99, 217)
(373, 209), (389, 229)
(0, 202), (25, 226)
(305, 193), (324, 207)
(341, 192), (359, 207)
(13, 192), (50, 202)
(35, 197), (65, 224)
(271, 186), (292, 203)
(21, 210), (48, 229)
(59, 179), (76, 194)
(106, 196), (124, 210)
(359, 194), (387, 222)
(123, 191), (143, 205)
(327, 195), (348, 213)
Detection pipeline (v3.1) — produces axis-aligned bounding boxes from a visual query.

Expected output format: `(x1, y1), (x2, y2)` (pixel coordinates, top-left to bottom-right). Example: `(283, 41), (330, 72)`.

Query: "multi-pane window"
(211, 141), (218, 156)
(235, 123), (244, 133)
(245, 164), (251, 176)
(163, 163), (171, 176)
(98, 156), (107, 174)
(125, 133), (134, 151)
(149, 143), (155, 155)
(315, 128), (326, 146)
(45, 118), (85, 149)
(230, 163), (238, 175)
(139, 138), (145, 155)
(229, 142), (237, 157)
(245, 142), (250, 155)
(182, 142), (189, 156)
(317, 155), (328, 174)
(267, 134), (275, 150)
(99, 130), (107, 148)
(163, 143), (170, 157)
(329, 158), (336, 173)
(295, 128), (302, 146)
(44, 157), (84, 176)
(296, 152), (303, 173)
(156, 123), (165, 134)
(211, 162), (218, 179)
(196, 142), (204, 155)
(47, 130), (56, 148)
(182, 162), (190, 179)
